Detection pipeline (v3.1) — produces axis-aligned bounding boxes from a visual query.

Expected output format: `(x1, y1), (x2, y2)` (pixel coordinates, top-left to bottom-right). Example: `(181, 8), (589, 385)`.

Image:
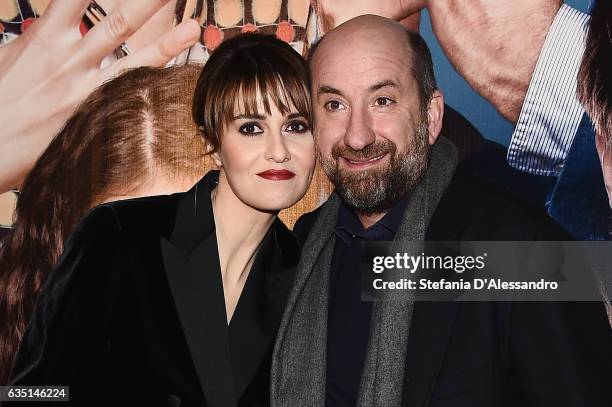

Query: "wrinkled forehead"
(312, 43), (415, 97)
(312, 28), (414, 88)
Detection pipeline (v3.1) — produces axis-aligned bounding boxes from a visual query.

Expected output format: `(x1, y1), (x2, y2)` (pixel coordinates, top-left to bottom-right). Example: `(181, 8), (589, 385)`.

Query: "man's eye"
(239, 123), (263, 135)
(374, 97), (394, 106)
(285, 121), (309, 133)
(324, 100), (344, 111)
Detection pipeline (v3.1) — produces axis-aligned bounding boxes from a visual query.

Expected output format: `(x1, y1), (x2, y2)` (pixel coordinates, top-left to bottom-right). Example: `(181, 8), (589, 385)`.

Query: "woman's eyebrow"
(287, 113), (306, 119)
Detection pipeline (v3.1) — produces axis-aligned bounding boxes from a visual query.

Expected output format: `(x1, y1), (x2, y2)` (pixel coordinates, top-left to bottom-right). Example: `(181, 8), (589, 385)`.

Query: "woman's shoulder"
(92, 192), (184, 240)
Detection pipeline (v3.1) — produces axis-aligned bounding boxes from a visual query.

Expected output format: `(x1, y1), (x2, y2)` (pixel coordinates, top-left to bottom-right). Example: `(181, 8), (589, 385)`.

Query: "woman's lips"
(257, 169), (296, 180)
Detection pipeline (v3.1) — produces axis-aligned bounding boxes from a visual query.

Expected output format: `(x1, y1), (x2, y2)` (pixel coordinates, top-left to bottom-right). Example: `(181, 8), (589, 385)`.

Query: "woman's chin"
(250, 192), (308, 213)
(251, 183), (310, 210)
(252, 199), (300, 213)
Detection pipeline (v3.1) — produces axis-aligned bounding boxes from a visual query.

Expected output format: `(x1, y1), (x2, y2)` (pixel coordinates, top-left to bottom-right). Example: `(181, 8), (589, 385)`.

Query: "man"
(271, 15), (612, 406)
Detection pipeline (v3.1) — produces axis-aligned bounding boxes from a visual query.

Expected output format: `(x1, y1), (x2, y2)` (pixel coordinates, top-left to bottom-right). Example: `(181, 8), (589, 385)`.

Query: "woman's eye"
(239, 123), (263, 135)
(324, 100), (344, 111)
(285, 121), (309, 133)
(374, 97), (394, 106)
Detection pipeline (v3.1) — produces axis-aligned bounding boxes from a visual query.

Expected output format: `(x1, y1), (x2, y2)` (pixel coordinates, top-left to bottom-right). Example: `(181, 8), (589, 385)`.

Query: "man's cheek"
(372, 121), (404, 146)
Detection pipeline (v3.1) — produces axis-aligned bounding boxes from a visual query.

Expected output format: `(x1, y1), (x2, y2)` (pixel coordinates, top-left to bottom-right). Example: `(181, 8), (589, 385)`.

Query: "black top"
(8, 170), (299, 407)
(326, 196), (409, 406)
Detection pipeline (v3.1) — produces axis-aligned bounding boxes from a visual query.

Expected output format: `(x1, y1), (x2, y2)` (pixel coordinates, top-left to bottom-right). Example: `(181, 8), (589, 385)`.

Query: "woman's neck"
(211, 170), (277, 322)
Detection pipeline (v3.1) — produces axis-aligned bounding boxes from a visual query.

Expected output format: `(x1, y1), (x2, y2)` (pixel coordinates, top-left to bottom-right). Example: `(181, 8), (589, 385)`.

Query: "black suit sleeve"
(507, 301), (612, 406)
(504, 217), (612, 406)
(8, 205), (123, 397)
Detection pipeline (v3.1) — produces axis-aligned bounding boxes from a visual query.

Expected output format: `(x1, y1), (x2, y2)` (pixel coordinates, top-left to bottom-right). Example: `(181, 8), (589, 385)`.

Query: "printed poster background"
(0, 0), (591, 231)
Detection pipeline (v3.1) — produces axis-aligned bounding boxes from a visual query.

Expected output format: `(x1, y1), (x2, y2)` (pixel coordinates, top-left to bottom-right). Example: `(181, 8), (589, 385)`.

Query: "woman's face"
(213, 93), (315, 212)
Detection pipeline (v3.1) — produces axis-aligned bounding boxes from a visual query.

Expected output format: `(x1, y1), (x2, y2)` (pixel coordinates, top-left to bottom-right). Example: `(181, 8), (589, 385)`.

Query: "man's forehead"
(313, 56), (415, 96)
(316, 79), (403, 97)
(313, 41), (412, 85)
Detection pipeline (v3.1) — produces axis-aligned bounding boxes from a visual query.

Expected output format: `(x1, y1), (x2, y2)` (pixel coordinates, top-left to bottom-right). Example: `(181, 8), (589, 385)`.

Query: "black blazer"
(294, 166), (612, 406)
(8, 171), (299, 407)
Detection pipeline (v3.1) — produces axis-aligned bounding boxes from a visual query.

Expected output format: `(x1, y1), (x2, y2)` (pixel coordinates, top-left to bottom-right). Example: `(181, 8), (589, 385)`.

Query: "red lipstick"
(257, 169), (296, 180)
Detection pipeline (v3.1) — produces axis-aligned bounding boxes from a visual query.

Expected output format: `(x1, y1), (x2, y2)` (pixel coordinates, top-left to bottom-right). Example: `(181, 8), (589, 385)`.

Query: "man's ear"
(427, 90), (444, 145)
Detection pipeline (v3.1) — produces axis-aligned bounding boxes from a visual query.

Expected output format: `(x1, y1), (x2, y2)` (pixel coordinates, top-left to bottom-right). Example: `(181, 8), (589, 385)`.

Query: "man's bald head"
(320, 14), (409, 49)
(308, 15), (437, 112)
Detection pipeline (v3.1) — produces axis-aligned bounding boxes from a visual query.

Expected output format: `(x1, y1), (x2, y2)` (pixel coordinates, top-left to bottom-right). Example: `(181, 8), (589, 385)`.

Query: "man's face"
(311, 33), (431, 214)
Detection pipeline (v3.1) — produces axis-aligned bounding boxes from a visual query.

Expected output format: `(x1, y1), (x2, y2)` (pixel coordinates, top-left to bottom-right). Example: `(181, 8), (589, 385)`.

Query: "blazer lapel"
(160, 171), (238, 407)
(168, 171), (218, 254)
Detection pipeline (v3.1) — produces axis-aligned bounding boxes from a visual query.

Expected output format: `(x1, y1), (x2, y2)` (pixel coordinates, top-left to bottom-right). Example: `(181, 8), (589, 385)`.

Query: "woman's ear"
(211, 151), (222, 168)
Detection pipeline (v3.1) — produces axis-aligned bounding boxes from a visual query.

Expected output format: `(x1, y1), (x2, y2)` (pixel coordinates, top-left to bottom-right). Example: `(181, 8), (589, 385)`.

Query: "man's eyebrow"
(369, 80), (398, 92)
(317, 85), (344, 97)
(232, 113), (266, 120)
(316, 81), (398, 97)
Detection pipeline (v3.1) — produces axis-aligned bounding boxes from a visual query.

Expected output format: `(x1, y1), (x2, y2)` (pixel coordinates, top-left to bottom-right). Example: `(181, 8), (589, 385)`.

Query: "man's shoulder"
(271, 217), (302, 268)
(293, 205), (326, 246)
(293, 165), (570, 243)
(429, 168), (571, 241)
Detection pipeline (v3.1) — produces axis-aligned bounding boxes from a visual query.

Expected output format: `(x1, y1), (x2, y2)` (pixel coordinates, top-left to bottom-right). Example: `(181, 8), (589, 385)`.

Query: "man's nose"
(344, 109), (375, 151)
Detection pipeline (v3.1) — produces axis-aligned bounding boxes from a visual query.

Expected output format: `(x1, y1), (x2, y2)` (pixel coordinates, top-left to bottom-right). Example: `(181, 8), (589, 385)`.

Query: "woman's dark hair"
(192, 33), (311, 153)
(577, 0), (612, 152)
(0, 65), (207, 383)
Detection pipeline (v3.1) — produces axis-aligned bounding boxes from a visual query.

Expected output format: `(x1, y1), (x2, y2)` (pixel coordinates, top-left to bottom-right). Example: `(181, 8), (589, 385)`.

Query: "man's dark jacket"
(290, 165), (612, 407)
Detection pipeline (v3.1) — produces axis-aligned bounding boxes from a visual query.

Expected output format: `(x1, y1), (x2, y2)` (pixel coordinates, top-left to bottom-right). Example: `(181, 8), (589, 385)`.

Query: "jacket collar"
(169, 170), (218, 253)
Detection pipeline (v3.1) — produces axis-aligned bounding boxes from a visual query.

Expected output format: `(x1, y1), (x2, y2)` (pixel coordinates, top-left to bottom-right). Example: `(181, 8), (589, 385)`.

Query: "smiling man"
(312, 19), (440, 228)
(271, 15), (612, 407)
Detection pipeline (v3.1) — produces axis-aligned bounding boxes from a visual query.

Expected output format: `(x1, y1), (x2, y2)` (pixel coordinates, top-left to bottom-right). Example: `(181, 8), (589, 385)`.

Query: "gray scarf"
(271, 138), (459, 407)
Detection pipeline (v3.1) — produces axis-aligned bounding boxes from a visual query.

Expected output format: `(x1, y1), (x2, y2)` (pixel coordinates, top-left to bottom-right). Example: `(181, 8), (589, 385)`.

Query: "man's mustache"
(331, 140), (397, 162)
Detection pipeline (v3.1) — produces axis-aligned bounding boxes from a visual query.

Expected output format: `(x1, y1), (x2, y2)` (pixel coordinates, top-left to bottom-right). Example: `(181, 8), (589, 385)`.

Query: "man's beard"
(318, 114), (430, 215)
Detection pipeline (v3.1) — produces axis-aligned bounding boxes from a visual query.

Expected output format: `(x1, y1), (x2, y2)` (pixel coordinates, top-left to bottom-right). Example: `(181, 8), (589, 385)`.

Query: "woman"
(0, 63), (209, 384)
(7, 33), (315, 406)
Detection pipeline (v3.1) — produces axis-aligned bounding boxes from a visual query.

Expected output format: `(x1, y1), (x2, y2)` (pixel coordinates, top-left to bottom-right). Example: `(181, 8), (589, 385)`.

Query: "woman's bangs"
(221, 65), (310, 124)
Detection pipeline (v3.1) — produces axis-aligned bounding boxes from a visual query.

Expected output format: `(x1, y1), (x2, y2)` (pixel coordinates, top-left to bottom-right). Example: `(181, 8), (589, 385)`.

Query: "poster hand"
(0, 0), (201, 193)
(315, 0), (424, 32)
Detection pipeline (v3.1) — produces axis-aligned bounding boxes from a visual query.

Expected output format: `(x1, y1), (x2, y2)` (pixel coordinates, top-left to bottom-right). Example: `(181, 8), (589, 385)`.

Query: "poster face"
(1, 0), (611, 404)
